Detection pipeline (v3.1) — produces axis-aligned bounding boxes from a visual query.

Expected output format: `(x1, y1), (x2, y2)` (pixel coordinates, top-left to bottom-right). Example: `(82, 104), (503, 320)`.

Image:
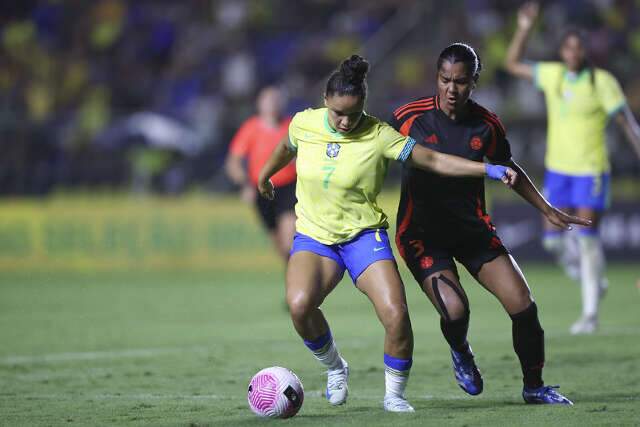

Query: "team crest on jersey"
(470, 136), (483, 151)
(326, 142), (341, 158)
(420, 256), (434, 269)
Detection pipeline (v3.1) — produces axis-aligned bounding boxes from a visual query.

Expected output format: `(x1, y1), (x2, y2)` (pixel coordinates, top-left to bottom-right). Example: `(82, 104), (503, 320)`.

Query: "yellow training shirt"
(288, 107), (416, 244)
(535, 62), (626, 174)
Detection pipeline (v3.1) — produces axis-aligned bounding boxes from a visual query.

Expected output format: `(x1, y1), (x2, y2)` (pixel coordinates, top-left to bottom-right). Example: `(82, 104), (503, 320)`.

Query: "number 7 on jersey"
(322, 165), (336, 189)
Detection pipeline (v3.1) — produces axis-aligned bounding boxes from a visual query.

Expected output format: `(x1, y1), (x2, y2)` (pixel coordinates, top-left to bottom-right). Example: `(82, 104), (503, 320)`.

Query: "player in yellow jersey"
(258, 55), (517, 412)
(505, 2), (640, 334)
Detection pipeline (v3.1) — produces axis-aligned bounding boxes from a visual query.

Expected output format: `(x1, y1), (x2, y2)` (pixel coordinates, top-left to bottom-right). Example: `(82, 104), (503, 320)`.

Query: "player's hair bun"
(325, 54), (370, 99)
(340, 55), (369, 86)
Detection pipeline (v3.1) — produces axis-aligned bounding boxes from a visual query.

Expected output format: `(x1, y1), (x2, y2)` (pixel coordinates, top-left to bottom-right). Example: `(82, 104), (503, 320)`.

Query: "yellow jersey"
(534, 62), (626, 174)
(288, 107), (416, 244)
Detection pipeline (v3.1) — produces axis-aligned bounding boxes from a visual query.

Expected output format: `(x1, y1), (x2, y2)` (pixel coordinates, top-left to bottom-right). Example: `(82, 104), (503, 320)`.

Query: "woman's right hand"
(485, 164), (518, 188)
(258, 178), (275, 200)
(517, 2), (539, 31)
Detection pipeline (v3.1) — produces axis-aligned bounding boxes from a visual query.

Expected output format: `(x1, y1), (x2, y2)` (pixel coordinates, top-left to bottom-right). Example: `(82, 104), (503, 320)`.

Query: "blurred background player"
(391, 43), (589, 405)
(225, 86), (296, 261)
(505, 2), (640, 334)
(257, 55), (516, 412)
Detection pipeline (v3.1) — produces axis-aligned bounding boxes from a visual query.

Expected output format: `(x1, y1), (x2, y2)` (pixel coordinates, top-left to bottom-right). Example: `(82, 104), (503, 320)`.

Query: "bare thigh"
(574, 208), (602, 231)
(475, 254), (533, 315)
(285, 251), (344, 338)
(286, 251), (344, 309)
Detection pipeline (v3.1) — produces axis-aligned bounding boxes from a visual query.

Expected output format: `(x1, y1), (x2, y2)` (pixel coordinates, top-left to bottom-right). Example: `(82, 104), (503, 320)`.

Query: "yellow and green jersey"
(288, 107), (415, 244)
(534, 62), (626, 175)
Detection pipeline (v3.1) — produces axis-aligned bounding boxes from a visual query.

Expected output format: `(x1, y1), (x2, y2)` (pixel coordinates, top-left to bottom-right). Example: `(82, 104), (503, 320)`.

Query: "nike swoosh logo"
(373, 247), (386, 252)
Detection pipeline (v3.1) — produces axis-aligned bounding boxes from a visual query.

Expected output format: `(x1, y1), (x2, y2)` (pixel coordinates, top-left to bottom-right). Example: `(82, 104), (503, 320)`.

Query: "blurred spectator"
(0, 0), (638, 194)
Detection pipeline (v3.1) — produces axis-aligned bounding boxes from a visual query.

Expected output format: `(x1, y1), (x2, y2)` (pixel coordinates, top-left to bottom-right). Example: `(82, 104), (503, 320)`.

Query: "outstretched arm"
(408, 144), (518, 187)
(614, 106), (640, 161)
(504, 1), (539, 81)
(257, 138), (296, 200)
(505, 159), (591, 229)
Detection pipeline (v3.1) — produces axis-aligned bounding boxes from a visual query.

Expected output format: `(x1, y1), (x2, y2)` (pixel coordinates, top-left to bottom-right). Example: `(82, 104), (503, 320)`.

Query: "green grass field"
(1, 264), (639, 426)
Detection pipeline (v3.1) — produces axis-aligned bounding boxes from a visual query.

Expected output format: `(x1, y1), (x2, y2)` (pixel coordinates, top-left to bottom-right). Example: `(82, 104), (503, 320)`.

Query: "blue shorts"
(290, 229), (396, 283)
(543, 169), (610, 211)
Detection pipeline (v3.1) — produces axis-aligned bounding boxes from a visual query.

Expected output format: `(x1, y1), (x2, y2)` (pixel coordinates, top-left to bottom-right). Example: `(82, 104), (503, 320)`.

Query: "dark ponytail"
(437, 43), (482, 81)
(325, 54), (370, 99)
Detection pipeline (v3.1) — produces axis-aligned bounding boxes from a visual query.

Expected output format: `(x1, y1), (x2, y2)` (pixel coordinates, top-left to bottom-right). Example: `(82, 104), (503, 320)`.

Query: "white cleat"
(326, 358), (349, 405)
(570, 315), (598, 335)
(383, 395), (415, 413)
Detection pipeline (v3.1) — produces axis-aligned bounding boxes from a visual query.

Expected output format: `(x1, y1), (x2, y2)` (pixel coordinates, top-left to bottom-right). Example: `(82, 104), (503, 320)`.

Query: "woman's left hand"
(544, 206), (592, 230)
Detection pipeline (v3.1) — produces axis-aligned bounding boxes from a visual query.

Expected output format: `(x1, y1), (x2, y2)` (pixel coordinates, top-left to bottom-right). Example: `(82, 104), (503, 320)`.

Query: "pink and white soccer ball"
(247, 366), (304, 418)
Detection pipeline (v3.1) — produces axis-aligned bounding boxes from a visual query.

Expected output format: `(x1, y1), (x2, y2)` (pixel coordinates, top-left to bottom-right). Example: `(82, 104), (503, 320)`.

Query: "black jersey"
(390, 95), (512, 246)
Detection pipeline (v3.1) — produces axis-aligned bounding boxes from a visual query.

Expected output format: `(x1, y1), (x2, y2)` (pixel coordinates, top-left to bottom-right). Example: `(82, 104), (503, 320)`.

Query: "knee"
(432, 288), (468, 322)
(286, 291), (316, 321)
(444, 300), (468, 322)
(381, 302), (411, 334)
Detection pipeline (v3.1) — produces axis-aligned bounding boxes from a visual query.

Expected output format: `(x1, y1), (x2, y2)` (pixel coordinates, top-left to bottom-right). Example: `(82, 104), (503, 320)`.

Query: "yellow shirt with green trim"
(288, 107), (416, 244)
(534, 62), (626, 174)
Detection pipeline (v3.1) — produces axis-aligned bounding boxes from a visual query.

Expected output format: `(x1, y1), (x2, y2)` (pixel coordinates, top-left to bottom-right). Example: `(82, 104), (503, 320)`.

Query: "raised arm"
(257, 138), (296, 200)
(504, 2), (539, 81)
(505, 159), (591, 229)
(408, 144), (518, 186)
(614, 106), (640, 161)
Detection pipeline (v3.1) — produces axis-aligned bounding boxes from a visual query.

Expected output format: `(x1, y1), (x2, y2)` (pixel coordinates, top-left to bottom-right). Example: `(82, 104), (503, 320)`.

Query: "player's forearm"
(225, 155), (248, 186)
(623, 127), (640, 160)
(410, 147), (486, 177)
(258, 139), (296, 184)
(617, 107), (640, 160)
(510, 161), (553, 215)
(506, 28), (529, 64)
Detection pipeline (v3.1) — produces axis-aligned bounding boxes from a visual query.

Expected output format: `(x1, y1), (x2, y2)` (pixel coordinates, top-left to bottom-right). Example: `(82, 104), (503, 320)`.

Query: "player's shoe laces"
(450, 347), (483, 395)
(326, 358), (348, 405)
(522, 385), (573, 405)
(383, 395), (415, 412)
(570, 315), (598, 335)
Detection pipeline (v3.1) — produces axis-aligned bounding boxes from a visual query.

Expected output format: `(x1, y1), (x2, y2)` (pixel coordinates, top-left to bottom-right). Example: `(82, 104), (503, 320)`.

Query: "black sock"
(440, 313), (470, 354)
(510, 302), (545, 389)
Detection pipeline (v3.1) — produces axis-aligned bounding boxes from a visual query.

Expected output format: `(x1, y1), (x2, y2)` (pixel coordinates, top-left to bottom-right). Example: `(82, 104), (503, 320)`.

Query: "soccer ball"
(247, 366), (304, 418)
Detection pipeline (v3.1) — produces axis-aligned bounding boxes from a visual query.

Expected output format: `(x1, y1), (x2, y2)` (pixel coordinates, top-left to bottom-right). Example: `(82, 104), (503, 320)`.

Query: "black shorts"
(255, 181), (297, 230)
(396, 225), (509, 284)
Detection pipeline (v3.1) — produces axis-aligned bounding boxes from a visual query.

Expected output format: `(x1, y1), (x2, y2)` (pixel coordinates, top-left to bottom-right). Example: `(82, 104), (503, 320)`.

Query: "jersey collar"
(564, 67), (590, 84)
(323, 109), (367, 137)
